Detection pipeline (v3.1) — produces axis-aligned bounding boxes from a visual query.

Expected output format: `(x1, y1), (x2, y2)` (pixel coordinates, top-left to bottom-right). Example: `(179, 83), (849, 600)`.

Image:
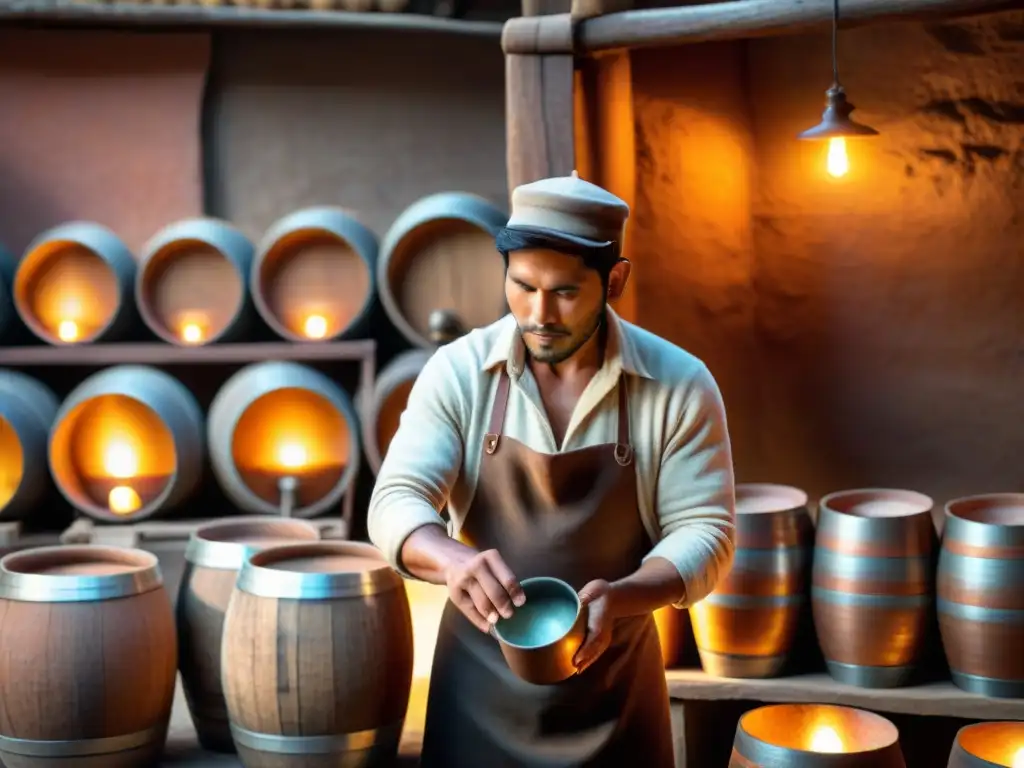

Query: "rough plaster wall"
(630, 43), (760, 475)
(631, 11), (1024, 503)
(204, 28), (508, 242)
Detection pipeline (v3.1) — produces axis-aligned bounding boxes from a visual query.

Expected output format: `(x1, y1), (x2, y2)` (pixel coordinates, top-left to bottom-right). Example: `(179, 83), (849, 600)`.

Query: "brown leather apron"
(419, 368), (675, 768)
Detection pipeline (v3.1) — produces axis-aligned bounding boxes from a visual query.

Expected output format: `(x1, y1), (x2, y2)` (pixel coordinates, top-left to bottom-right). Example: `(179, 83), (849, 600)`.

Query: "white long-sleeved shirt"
(367, 308), (736, 607)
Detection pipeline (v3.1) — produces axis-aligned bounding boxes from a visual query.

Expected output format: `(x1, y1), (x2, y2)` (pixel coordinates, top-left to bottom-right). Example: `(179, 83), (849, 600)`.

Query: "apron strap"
(484, 368), (512, 455)
(614, 372), (634, 466)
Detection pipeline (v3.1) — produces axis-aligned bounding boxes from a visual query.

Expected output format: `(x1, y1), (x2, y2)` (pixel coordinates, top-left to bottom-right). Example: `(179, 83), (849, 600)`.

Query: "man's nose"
(530, 292), (559, 326)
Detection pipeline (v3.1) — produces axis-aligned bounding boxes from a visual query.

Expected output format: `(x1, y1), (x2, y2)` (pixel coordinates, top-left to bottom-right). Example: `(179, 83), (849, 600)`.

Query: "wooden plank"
(666, 669), (1024, 720)
(0, 339), (374, 366)
(576, 0), (1024, 53)
(505, 48), (576, 197)
(0, 1), (504, 35)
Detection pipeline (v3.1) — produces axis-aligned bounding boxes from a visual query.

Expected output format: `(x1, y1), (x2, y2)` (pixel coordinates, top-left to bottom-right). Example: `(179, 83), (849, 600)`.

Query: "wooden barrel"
(222, 540), (414, 767)
(691, 483), (814, 678)
(938, 493), (1024, 699)
(0, 544), (177, 767)
(49, 365), (205, 522)
(729, 704), (905, 768)
(653, 605), (692, 668)
(0, 245), (16, 340)
(177, 517), (321, 753)
(207, 361), (362, 518)
(363, 349), (433, 473)
(252, 207), (378, 342)
(0, 371), (59, 521)
(378, 192), (508, 348)
(947, 722), (1024, 768)
(137, 217), (255, 346)
(812, 488), (936, 689)
(13, 221), (136, 345)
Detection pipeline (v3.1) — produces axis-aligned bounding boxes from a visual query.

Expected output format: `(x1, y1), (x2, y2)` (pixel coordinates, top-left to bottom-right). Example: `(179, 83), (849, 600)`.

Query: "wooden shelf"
(0, 339), (375, 366)
(0, 1), (505, 35)
(666, 669), (1024, 720)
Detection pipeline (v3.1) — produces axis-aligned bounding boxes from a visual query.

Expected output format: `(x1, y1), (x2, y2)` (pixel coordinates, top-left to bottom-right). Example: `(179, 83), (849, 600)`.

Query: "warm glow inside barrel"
(0, 544), (177, 767)
(0, 371), (59, 521)
(730, 704), (906, 767)
(13, 221), (135, 345)
(812, 488), (936, 689)
(253, 207), (378, 342)
(939, 494), (1024, 699)
(137, 218), (255, 346)
(691, 483), (813, 678)
(948, 722), (1024, 768)
(208, 361), (361, 517)
(379, 192), (508, 348)
(49, 366), (205, 522)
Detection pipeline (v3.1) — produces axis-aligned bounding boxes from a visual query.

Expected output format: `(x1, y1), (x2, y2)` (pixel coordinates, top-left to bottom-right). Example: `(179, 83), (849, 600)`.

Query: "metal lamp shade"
(798, 86), (879, 140)
(939, 494), (1024, 698)
(691, 483), (813, 678)
(729, 704), (905, 767)
(948, 722), (1024, 768)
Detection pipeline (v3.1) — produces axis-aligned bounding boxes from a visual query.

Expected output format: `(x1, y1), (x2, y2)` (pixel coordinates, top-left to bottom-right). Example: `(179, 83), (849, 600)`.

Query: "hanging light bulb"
(797, 0), (878, 178)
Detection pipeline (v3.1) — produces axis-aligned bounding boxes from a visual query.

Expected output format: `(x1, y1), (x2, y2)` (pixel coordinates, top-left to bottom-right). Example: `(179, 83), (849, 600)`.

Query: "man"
(368, 172), (736, 768)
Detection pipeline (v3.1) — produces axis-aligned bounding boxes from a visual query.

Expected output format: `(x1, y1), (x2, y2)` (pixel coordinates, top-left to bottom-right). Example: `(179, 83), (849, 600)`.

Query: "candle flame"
(303, 313), (328, 340)
(827, 137), (849, 178)
(180, 322), (204, 345)
(277, 442), (308, 470)
(103, 439), (138, 479)
(809, 725), (844, 753)
(108, 486), (142, 515)
(1012, 747), (1024, 768)
(57, 320), (80, 342)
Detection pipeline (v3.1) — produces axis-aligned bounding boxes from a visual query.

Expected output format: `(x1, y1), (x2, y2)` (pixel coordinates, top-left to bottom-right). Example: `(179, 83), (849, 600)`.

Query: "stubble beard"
(521, 303), (605, 365)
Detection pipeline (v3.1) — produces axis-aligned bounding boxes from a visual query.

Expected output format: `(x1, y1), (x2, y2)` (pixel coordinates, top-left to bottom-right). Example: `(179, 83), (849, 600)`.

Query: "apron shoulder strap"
(484, 367), (512, 455)
(614, 372), (634, 466)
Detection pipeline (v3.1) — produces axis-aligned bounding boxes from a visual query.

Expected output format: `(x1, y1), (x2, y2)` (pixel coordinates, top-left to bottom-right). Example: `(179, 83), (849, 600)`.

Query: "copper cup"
(691, 483), (813, 678)
(812, 488), (936, 688)
(492, 576), (587, 685)
(729, 704), (905, 767)
(939, 494), (1024, 698)
(947, 722), (1024, 768)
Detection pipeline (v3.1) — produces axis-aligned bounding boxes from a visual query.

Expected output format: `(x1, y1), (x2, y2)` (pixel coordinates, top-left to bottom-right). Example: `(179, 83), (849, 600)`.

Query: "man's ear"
(607, 259), (631, 302)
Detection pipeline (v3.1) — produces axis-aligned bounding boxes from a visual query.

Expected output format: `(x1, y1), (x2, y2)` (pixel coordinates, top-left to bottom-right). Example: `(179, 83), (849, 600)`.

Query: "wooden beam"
(577, 0), (1024, 53)
(504, 16), (576, 196)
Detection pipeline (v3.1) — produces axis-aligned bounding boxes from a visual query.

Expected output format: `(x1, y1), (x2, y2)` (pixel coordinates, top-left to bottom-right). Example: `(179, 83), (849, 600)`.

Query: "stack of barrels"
(665, 484), (1024, 702)
(0, 192), (508, 476)
(0, 363), (365, 524)
(0, 519), (414, 766)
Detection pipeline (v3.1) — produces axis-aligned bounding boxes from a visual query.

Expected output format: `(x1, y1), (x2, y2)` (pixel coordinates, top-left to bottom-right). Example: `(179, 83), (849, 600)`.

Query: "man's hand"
(445, 548), (526, 633)
(573, 579), (617, 673)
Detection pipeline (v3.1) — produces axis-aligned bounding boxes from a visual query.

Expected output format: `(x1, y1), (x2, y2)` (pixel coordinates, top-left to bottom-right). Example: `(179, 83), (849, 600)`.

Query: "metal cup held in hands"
(491, 577), (587, 685)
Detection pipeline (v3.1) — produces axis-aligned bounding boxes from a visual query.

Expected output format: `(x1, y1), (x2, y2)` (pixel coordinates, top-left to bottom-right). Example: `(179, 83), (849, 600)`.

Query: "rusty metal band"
(0, 725), (164, 757)
(229, 720), (403, 755)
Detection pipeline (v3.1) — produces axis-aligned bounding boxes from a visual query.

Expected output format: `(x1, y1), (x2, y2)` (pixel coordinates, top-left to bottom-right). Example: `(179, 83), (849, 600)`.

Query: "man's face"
(505, 248), (610, 364)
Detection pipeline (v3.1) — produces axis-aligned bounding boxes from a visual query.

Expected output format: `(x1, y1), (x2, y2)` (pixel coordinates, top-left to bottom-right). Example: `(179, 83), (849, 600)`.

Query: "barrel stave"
(938, 494), (1024, 698)
(222, 542), (414, 767)
(0, 547), (177, 767)
(811, 489), (936, 689)
(692, 484), (813, 679)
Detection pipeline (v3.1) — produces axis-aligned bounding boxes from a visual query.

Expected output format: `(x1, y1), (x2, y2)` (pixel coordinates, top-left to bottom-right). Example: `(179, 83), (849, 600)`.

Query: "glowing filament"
(827, 137), (849, 178)
(108, 486), (142, 515)
(57, 320), (80, 342)
(303, 313), (328, 339)
(1012, 747), (1024, 768)
(180, 322), (204, 344)
(277, 442), (308, 470)
(809, 725), (844, 753)
(103, 439), (139, 480)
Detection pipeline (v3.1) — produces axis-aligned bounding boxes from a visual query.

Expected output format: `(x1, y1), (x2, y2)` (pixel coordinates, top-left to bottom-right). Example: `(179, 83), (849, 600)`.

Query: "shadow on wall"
(627, 10), (1024, 502)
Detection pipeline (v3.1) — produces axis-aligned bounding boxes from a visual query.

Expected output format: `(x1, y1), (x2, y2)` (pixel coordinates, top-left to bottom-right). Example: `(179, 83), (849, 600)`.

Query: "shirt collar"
(481, 307), (654, 380)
